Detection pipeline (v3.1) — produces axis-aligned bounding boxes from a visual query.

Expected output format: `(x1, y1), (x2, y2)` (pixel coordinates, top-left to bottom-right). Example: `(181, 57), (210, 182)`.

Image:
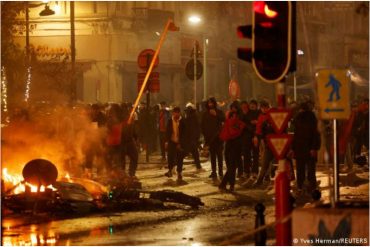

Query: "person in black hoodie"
(201, 97), (226, 179)
(292, 102), (321, 193)
(219, 101), (245, 192)
(183, 103), (202, 170)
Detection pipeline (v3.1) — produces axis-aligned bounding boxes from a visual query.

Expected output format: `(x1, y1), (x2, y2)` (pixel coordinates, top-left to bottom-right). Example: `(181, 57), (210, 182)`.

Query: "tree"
(1, 2), (27, 107)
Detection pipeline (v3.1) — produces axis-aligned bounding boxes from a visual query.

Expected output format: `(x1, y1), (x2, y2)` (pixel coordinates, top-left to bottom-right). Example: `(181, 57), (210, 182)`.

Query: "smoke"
(1, 104), (107, 179)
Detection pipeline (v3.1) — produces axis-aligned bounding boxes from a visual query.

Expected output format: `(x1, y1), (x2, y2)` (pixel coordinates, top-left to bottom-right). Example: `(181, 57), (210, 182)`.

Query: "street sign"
(228, 80), (240, 99)
(137, 49), (159, 71)
(317, 69), (350, 119)
(185, 59), (203, 80)
(266, 134), (293, 160)
(137, 72), (160, 93)
(267, 109), (292, 134)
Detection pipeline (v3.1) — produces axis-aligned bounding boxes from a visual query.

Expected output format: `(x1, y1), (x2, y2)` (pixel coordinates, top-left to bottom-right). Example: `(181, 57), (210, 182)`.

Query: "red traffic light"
(253, 1), (278, 18)
(252, 1), (295, 83)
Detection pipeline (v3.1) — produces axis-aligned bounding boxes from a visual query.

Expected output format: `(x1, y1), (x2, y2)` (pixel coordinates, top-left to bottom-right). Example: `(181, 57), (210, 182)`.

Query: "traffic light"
(237, 1), (296, 83)
(253, 1), (295, 83)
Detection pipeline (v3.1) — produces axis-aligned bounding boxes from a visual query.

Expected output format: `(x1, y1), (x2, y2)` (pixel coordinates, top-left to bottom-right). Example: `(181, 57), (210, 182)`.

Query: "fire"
(65, 173), (72, 182)
(2, 168), (22, 185)
(2, 168), (57, 194)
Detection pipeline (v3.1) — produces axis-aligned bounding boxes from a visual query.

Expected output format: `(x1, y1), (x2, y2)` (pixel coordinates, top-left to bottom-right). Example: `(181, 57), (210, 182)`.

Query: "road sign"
(228, 80), (240, 99)
(267, 109), (292, 134)
(185, 59), (203, 80)
(266, 134), (293, 160)
(137, 72), (160, 93)
(317, 69), (350, 119)
(137, 49), (159, 71)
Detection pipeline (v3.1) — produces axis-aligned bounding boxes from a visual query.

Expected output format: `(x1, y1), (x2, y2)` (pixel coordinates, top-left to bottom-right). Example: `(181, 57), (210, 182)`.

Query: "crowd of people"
(3, 96), (369, 195)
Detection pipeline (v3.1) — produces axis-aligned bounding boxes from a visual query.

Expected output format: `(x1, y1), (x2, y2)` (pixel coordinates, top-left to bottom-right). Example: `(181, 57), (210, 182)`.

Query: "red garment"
(219, 115), (246, 141)
(255, 111), (268, 136)
(159, 111), (166, 132)
(338, 110), (356, 157)
(106, 123), (122, 146)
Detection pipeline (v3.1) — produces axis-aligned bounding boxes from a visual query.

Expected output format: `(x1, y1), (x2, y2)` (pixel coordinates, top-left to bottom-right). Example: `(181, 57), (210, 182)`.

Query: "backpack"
(219, 116), (246, 141)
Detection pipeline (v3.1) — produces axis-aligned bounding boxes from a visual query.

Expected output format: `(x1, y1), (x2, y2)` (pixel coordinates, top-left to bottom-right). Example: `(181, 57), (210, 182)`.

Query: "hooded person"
(292, 101), (321, 194)
(219, 101), (246, 191)
(201, 97), (226, 179)
(183, 103), (202, 170)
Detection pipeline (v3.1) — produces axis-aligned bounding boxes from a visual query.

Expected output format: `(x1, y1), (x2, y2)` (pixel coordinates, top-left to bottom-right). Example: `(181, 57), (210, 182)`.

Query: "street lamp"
(25, 2), (55, 63)
(188, 15), (201, 24)
(187, 15), (208, 106)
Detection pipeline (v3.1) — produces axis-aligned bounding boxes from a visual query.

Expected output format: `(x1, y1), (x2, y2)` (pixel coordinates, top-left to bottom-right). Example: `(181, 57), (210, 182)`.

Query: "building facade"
(9, 1), (369, 107)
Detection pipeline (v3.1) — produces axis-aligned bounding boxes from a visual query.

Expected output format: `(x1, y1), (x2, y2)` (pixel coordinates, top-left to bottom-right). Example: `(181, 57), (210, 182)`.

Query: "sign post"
(128, 19), (178, 125)
(317, 69), (350, 205)
(137, 49), (160, 163)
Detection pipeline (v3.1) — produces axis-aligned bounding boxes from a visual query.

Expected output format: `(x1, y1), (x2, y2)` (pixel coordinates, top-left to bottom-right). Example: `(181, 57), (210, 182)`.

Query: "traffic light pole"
(275, 79), (291, 246)
(276, 81), (286, 108)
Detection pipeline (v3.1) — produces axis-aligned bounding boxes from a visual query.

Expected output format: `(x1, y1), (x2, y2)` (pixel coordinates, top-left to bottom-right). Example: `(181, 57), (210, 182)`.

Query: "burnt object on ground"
(103, 187), (204, 209)
(149, 190), (204, 209)
(3, 181), (98, 215)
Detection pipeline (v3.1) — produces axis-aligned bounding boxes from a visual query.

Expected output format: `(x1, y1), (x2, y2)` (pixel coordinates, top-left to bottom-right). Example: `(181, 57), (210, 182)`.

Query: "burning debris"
(2, 159), (204, 217)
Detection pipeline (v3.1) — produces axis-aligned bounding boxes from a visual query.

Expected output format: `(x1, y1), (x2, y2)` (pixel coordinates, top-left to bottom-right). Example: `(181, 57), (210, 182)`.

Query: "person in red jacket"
(105, 104), (123, 174)
(219, 101), (246, 192)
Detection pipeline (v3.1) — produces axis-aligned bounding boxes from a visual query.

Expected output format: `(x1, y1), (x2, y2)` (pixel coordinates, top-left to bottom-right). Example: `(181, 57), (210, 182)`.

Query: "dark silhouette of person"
(325, 74), (341, 102)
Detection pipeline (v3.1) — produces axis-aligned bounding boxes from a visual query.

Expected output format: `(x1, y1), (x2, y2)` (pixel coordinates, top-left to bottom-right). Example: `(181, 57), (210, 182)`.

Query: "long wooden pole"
(128, 19), (173, 124)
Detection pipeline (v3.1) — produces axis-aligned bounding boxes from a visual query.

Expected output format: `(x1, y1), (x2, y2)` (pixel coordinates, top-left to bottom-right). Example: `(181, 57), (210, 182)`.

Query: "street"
(2, 153), (368, 246)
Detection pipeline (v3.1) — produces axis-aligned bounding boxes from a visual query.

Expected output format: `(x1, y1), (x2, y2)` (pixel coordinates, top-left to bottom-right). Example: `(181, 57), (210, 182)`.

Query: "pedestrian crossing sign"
(316, 69), (350, 119)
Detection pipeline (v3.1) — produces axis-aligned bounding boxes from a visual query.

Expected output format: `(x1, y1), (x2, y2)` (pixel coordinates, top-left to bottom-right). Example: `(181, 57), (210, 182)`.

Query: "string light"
(24, 67), (32, 102)
(1, 66), (9, 121)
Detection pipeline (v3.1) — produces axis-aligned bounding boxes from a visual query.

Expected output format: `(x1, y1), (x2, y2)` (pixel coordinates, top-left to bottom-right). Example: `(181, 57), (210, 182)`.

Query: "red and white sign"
(267, 109), (292, 134)
(137, 49), (159, 71)
(266, 134), (293, 160)
(137, 72), (160, 93)
(228, 79), (240, 99)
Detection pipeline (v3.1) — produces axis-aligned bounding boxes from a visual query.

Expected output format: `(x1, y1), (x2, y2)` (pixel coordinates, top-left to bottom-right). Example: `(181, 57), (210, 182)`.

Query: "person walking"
(158, 101), (171, 162)
(164, 107), (186, 181)
(201, 97), (225, 179)
(183, 103), (203, 170)
(219, 101), (246, 192)
(291, 102), (321, 194)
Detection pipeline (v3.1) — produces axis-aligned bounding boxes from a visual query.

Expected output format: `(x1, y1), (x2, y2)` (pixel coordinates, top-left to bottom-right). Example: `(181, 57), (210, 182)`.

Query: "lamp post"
(25, 2), (55, 62)
(188, 15), (208, 106)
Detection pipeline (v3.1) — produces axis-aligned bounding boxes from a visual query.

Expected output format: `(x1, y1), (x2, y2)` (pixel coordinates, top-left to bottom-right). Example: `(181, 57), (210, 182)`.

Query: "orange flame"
(2, 168), (57, 194)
